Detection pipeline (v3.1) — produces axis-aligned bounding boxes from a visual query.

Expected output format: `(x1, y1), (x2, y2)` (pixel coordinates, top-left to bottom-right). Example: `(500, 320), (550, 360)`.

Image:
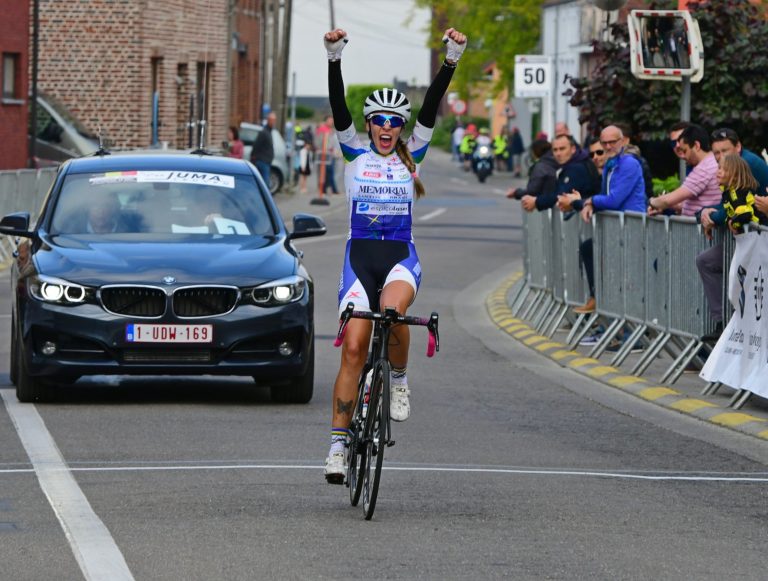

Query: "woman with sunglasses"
(322, 26), (467, 483)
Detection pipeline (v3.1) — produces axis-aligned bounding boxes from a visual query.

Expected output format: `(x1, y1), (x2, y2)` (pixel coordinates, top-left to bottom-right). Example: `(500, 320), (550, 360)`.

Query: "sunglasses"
(590, 149), (605, 157)
(368, 114), (406, 128)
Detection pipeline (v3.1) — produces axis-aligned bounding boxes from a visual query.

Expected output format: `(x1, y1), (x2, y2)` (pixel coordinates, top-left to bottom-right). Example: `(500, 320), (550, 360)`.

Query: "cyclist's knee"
(342, 339), (368, 367)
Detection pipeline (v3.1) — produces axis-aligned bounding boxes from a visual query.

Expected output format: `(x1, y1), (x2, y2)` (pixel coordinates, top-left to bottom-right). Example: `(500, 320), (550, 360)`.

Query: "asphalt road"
(1, 150), (767, 580)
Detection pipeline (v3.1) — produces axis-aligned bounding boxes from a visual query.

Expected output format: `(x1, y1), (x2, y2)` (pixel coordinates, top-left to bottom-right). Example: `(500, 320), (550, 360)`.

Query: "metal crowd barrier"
(513, 209), (732, 388)
(0, 168), (59, 269)
(0, 168), (58, 220)
(514, 210), (592, 336)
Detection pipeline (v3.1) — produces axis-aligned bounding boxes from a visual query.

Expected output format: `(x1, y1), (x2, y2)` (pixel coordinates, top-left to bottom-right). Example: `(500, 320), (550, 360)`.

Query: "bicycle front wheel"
(362, 361), (389, 520)
(349, 365), (371, 506)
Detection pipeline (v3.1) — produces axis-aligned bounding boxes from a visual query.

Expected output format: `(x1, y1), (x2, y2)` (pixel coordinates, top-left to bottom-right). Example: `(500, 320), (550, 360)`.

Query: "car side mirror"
(287, 213), (326, 240)
(0, 212), (34, 238)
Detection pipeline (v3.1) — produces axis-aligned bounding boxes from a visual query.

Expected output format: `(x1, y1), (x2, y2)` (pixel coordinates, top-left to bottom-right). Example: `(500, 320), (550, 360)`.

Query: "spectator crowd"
(507, 120), (768, 352)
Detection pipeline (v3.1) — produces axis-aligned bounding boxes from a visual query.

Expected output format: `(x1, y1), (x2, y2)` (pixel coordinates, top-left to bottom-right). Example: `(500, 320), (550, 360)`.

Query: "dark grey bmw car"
(0, 152), (326, 403)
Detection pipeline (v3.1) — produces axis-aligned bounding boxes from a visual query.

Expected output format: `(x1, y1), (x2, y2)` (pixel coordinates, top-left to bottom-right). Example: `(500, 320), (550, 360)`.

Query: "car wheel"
(9, 313), (17, 386)
(270, 343), (314, 404)
(15, 332), (51, 403)
(269, 167), (284, 195)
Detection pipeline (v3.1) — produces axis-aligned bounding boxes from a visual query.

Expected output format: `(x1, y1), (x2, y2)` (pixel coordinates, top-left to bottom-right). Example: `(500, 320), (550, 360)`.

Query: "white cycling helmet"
(363, 88), (411, 122)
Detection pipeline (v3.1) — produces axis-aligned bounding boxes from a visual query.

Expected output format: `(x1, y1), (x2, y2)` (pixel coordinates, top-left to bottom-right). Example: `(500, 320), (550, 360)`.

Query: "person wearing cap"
(321, 26), (467, 484)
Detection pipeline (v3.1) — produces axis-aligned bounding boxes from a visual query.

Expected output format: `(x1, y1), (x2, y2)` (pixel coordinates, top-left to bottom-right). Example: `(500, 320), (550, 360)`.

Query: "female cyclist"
(323, 26), (467, 483)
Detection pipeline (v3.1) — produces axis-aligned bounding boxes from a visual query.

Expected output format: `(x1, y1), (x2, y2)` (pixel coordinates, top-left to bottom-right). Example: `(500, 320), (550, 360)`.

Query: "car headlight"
(246, 275), (306, 306)
(28, 275), (94, 305)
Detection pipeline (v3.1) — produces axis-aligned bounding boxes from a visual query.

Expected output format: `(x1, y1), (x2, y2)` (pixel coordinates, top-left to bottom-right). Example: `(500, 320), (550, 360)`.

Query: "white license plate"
(126, 324), (213, 343)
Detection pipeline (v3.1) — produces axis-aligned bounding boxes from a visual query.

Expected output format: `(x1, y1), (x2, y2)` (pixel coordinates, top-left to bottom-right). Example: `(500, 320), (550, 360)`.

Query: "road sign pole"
(679, 76), (691, 182)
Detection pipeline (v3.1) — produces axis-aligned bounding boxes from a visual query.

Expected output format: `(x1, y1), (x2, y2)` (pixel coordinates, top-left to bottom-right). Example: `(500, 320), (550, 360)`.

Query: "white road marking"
(418, 208), (446, 222)
(492, 188), (507, 196)
(0, 390), (135, 581)
(1, 461), (766, 483)
(449, 176), (469, 185)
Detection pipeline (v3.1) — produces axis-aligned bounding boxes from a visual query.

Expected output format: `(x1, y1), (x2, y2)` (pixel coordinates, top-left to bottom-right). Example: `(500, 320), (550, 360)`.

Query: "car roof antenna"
(191, 0), (213, 157)
(94, 125), (111, 157)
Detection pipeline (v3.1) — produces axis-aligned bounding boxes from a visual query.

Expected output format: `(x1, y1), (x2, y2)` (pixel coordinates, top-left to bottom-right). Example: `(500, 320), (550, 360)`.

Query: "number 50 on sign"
(514, 55), (552, 98)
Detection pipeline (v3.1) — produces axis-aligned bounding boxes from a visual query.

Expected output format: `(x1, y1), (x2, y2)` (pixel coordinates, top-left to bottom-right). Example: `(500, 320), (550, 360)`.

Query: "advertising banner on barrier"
(700, 232), (768, 396)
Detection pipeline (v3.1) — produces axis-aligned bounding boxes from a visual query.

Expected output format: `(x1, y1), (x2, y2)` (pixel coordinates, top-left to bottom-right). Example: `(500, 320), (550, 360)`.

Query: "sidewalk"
(487, 273), (768, 442)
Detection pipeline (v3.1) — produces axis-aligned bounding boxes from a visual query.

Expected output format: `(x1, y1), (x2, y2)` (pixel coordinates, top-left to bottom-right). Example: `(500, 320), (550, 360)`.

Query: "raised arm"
(417, 28), (467, 129)
(324, 29), (352, 131)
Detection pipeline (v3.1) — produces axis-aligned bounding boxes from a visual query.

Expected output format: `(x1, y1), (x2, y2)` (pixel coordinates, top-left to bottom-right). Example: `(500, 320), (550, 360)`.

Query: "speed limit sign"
(514, 55), (552, 98)
(450, 99), (467, 115)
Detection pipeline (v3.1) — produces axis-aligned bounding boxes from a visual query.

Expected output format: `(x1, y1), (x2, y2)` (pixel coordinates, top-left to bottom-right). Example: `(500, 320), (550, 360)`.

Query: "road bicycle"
(334, 302), (439, 520)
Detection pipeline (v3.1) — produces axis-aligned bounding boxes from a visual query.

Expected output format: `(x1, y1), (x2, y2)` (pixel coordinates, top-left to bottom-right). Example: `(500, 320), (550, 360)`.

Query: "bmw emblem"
(162, 276), (176, 285)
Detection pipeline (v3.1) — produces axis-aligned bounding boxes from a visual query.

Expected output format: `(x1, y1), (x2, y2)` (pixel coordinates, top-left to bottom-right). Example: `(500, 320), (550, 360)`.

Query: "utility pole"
(261, 0), (274, 121)
(280, 0), (293, 130)
(269, 0), (280, 118)
(29, 0), (40, 168)
(272, 0), (292, 131)
(225, 0), (235, 128)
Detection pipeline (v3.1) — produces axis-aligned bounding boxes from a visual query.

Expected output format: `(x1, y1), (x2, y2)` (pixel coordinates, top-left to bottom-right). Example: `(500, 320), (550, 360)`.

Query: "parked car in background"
(0, 152), (326, 403)
(31, 94), (99, 166)
(239, 122), (289, 194)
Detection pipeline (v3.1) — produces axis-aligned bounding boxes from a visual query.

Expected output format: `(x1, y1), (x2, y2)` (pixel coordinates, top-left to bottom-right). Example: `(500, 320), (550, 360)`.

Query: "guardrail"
(511, 209), (734, 390)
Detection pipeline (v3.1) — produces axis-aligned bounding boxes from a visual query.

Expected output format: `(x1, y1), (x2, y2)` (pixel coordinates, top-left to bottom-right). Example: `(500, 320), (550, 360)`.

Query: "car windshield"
(49, 170), (275, 237)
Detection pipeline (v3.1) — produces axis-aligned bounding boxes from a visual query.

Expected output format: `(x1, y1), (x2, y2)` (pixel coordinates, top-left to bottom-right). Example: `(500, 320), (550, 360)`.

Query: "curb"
(486, 273), (768, 442)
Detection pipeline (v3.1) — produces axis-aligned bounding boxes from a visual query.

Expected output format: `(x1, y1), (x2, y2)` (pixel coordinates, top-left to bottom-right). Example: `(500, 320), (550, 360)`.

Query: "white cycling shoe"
(324, 448), (347, 485)
(390, 382), (411, 422)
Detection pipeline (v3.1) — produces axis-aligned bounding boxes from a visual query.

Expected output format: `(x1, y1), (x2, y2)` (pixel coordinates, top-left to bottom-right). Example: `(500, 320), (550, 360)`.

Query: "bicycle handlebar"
(334, 302), (440, 357)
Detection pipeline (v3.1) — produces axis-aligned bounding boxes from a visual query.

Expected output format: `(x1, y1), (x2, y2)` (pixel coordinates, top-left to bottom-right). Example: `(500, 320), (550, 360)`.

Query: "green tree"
(564, 0), (768, 149)
(346, 84), (382, 133)
(413, 1), (543, 97)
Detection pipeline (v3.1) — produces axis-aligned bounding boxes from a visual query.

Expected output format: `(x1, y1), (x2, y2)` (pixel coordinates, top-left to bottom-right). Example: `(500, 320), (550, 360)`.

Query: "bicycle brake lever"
(426, 312), (440, 356)
(334, 302), (355, 347)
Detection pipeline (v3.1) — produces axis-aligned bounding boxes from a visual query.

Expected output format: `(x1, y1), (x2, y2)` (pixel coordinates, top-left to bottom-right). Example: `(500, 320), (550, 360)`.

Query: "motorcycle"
(472, 143), (494, 183)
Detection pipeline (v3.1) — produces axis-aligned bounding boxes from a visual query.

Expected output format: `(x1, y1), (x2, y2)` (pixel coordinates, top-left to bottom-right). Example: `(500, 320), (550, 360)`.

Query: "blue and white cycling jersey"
(336, 122), (433, 242)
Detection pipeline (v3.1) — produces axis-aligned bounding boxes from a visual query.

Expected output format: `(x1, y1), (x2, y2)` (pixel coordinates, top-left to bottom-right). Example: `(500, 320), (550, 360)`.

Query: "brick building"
(36, 0), (263, 151)
(0, 0), (30, 169)
(231, 0), (264, 127)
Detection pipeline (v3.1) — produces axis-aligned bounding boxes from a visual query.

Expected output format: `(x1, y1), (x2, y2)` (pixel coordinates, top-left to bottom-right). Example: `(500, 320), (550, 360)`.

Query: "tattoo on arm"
(336, 398), (354, 416)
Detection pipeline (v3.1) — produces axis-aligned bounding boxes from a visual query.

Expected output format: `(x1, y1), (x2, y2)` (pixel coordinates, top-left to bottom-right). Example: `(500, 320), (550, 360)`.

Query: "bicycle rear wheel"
(362, 361), (389, 520)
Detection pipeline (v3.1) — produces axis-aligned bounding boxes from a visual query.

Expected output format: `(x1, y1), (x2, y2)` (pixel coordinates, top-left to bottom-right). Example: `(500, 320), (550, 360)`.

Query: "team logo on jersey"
(357, 202), (409, 215)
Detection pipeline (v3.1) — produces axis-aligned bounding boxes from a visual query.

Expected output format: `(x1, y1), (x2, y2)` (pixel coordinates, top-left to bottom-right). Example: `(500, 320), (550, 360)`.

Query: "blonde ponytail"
(395, 139), (426, 198)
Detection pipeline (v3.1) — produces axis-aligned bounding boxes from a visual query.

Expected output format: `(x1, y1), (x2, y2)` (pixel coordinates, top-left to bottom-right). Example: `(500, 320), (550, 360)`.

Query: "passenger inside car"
(58, 192), (138, 234)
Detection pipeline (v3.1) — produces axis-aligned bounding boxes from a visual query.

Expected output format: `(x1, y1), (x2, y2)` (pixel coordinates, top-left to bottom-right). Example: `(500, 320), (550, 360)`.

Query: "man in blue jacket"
(520, 134), (600, 212)
(574, 125), (646, 313)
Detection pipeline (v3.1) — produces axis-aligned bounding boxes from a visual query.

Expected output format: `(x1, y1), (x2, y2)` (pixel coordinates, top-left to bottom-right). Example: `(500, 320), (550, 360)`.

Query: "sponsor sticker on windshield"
(89, 170), (235, 188)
